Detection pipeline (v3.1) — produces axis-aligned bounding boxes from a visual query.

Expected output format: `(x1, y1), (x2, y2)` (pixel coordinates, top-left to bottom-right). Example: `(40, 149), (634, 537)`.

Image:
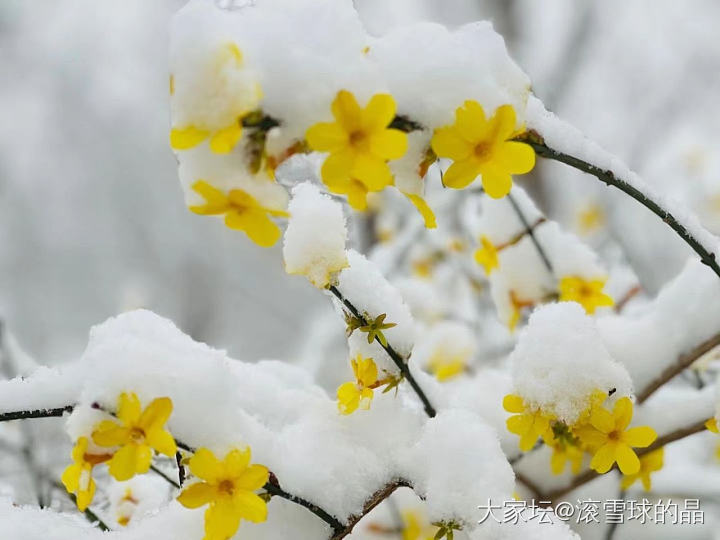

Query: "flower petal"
(189, 448), (223, 483)
(480, 169), (512, 199)
(205, 499), (242, 540)
(622, 426), (657, 448)
(331, 90), (362, 132)
(146, 429), (177, 457)
(139, 397), (173, 434)
(613, 397), (633, 432)
(369, 129), (407, 160)
(234, 491), (268, 523)
(503, 394), (525, 414)
(321, 149), (355, 185)
(615, 443), (641, 475)
(506, 414), (533, 436)
(431, 127), (472, 161)
(92, 421), (128, 448)
(590, 407), (615, 434)
(351, 154), (393, 190)
(223, 448), (251, 477)
(177, 482), (216, 509)
(118, 393), (142, 426)
(189, 181), (229, 215)
(236, 464), (269, 491)
(61, 464), (81, 493)
(170, 126), (209, 150)
(76, 479), (96, 512)
(209, 123), (243, 154)
(225, 209), (281, 248)
(108, 444), (152, 481)
(487, 104), (517, 142)
(494, 141), (535, 175)
(405, 194), (437, 229)
(337, 382), (360, 415)
(590, 443), (617, 473)
(442, 159), (480, 189)
(455, 100), (488, 142)
(306, 122), (348, 152)
(362, 94), (396, 133)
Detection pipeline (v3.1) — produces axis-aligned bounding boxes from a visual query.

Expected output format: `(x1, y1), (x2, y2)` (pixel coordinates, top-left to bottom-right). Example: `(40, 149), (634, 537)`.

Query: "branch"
(637, 331), (720, 403)
(0, 406), (74, 422)
(330, 479), (412, 540)
(506, 192), (554, 276)
(541, 418), (708, 502)
(50, 481), (110, 532)
(516, 131), (720, 280)
(327, 285), (437, 418)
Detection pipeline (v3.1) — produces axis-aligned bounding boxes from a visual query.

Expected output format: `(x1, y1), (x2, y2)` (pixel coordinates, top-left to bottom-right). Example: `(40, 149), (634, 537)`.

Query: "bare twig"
(0, 407), (75, 422)
(328, 285), (437, 418)
(506, 192), (554, 275)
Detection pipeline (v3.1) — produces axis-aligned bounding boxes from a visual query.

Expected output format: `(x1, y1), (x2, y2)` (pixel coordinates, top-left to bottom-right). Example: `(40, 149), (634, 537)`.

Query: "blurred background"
(1, 0), (719, 366)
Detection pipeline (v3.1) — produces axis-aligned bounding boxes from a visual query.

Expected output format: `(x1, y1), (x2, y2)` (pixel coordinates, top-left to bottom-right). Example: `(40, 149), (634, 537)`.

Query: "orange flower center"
(129, 427), (146, 444)
(349, 130), (369, 150)
(218, 479), (235, 496)
(608, 430), (621, 442)
(474, 141), (492, 160)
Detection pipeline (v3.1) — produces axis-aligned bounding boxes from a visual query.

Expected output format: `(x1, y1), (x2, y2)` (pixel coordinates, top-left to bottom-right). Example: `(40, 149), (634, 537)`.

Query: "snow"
(283, 182), (348, 288)
(509, 303), (633, 424)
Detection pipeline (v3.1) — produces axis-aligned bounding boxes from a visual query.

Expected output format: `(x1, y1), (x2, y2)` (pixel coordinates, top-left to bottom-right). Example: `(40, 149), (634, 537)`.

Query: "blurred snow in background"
(1, 0), (720, 365)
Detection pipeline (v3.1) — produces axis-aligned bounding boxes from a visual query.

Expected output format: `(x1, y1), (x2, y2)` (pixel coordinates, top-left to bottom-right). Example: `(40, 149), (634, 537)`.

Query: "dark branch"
(516, 131), (720, 280)
(328, 285), (437, 418)
(506, 192), (554, 275)
(150, 464), (181, 489)
(265, 473), (344, 533)
(0, 406), (74, 423)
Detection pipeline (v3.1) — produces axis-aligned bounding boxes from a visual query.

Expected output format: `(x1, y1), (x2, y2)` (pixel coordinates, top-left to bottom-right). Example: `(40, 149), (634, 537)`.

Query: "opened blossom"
(503, 394), (554, 451)
(558, 276), (614, 314)
(189, 180), (289, 247)
(306, 90), (408, 210)
(431, 101), (535, 197)
(61, 437), (112, 511)
(474, 235), (499, 275)
(337, 355), (380, 415)
(92, 392), (177, 481)
(575, 397), (657, 475)
(178, 447), (269, 540)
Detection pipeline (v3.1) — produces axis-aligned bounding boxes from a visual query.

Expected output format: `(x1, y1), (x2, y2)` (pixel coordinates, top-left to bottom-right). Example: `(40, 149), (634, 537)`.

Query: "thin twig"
(516, 132), (720, 280)
(265, 473), (344, 533)
(150, 464), (181, 489)
(637, 331), (720, 403)
(506, 192), (554, 275)
(50, 481), (110, 532)
(328, 285), (437, 418)
(0, 406), (75, 422)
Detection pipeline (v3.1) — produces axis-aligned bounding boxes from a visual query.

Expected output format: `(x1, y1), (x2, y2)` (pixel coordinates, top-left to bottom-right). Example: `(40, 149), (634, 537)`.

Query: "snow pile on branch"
(509, 303), (633, 424)
(0, 310), (515, 537)
(283, 182), (348, 288)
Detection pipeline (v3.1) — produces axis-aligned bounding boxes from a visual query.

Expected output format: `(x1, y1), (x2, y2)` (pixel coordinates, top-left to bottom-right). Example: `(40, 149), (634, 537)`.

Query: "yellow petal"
(146, 429), (177, 457)
(480, 168), (512, 199)
(352, 154), (393, 190)
(356, 357), (378, 387)
(118, 392), (142, 426)
(226, 209), (281, 248)
(170, 126), (210, 150)
(189, 181), (229, 215)
(405, 194), (437, 229)
(369, 129), (407, 160)
(359, 387), (374, 410)
(550, 449), (566, 475)
(223, 448), (251, 477)
(503, 395), (525, 414)
(615, 444), (641, 475)
(622, 426), (657, 448)
(362, 93), (396, 133)
(487, 104), (517, 142)
(306, 122), (348, 152)
(590, 407), (615, 434)
(331, 90), (362, 132)
(234, 491), (268, 523)
(706, 418), (719, 433)
(61, 464), (82, 493)
(455, 100), (488, 142)
(590, 443), (617, 473)
(321, 149), (355, 185)
(189, 448), (224, 483)
(494, 141), (535, 175)
(71, 437), (89, 463)
(442, 159), (480, 189)
(139, 397), (173, 434)
(519, 430), (538, 452)
(92, 421), (128, 447)
(506, 414), (533, 436)
(337, 382), (360, 415)
(205, 499), (242, 540)
(431, 127), (472, 161)
(178, 482), (216, 509)
(620, 473), (637, 491)
(109, 444), (152, 481)
(613, 397), (633, 432)
(76, 479), (96, 512)
(641, 472), (652, 491)
(236, 464), (269, 491)
(346, 180), (369, 211)
(209, 123), (243, 154)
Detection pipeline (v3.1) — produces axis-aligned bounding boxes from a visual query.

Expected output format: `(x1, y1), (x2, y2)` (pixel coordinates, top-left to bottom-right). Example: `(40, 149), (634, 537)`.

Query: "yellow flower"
(428, 353), (466, 382)
(189, 180), (289, 247)
(549, 442), (584, 475)
(558, 276), (614, 314)
(61, 437), (112, 511)
(306, 90), (408, 210)
(116, 487), (139, 527)
(503, 394), (554, 451)
(706, 417), (719, 434)
(575, 397), (657, 475)
(430, 101), (535, 197)
(178, 447), (269, 540)
(577, 203), (605, 235)
(170, 43), (251, 155)
(402, 510), (438, 540)
(92, 392), (177, 481)
(474, 235), (499, 275)
(621, 448), (664, 491)
(337, 355), (379, 415)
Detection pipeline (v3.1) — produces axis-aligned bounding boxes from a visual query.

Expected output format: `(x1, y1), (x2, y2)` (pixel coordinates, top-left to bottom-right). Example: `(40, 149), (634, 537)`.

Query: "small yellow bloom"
(706, 417), (719, 434)
(431, 101), (535, 197)
(61, 437), (112, 511)
(116, 487), (140, 527)
(621, 448), (664, 491)
(575, 397), (657, 475)
(402, 510), (439, 540)
(428, 353), (466, 382)
(577, 203), (605, 235)
(558, 276), (614, 315)
(474, 235), (499, 275)
(337, 355), (379, 415)
(189, 180), (289, 247)
(178, 447), (269, 540)
(306, 90), (408, 210)
(549, 442), (584, 475)
(92, 392), (177, 481)
(503, 394), (554, 451)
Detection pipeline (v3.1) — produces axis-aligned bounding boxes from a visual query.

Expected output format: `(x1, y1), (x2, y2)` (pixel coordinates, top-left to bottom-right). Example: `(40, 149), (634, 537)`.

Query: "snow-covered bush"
(1, 1), (719, 539)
